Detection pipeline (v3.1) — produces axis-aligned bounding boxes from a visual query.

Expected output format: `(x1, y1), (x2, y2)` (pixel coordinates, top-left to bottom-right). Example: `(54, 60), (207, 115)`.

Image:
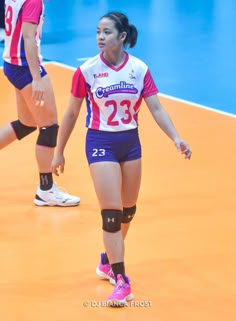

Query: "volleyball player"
(52, 11), (192, 305)
(1, 0), (80, 206)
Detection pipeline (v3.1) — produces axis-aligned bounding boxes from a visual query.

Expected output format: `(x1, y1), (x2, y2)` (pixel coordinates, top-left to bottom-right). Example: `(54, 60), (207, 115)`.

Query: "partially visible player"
(0, 0), (4, 42)
(1, 0), (80, 206)
(51, 11), (192, 305)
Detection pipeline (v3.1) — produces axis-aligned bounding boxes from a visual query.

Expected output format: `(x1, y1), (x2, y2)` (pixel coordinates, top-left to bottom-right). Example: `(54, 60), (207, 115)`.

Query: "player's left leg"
(120, 158), (141, 238)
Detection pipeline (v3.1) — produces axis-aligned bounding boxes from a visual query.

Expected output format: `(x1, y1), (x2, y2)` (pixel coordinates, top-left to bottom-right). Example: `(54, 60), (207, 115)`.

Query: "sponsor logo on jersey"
(96, 81), (138, 98)
(94, 72), (109, 78)
(129, 70), (136, 79)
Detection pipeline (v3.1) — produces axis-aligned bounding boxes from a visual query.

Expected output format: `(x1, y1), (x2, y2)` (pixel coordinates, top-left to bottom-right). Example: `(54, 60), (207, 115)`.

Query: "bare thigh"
(89, 162), (122, 210)
(121, 158), (141, 207)
(16, 74), (58, 127)
(89, 159), (141, 210)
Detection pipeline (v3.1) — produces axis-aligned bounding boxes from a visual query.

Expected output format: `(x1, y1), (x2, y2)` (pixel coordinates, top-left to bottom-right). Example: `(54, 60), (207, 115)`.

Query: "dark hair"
(100, 12), (138, 48)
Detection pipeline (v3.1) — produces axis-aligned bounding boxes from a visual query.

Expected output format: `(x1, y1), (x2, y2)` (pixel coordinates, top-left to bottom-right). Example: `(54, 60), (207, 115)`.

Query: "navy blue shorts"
(3, 61), (47, 90)
(86, 128), (142, 164)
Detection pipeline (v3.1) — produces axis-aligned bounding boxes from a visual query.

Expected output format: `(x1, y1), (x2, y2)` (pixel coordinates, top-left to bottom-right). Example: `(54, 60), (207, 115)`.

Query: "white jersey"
(71, 52), (158, 132)
(3, 0), (44, 66)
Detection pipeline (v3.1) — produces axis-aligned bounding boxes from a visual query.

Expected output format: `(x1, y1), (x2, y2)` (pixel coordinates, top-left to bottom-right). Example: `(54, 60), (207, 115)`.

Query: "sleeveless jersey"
(71, 52), (159, 132)
(3, 0), (44, 66)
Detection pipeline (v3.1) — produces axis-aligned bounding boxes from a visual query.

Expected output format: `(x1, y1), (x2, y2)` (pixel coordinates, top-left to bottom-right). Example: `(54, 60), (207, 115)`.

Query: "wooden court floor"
(0, 64), (236, 321)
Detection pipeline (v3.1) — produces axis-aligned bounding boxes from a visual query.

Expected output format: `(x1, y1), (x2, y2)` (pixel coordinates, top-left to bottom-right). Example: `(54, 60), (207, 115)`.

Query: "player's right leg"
(0, 87), (37, 149)
(2, 61), (79, 206)
(0, 123), (23, 149)
(1, 62), (38, 150)
(18, 73), (80, 207)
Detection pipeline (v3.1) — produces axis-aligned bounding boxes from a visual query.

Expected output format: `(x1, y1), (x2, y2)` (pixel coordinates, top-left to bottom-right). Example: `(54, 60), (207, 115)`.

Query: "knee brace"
(36, 124), (59, 147)
(101, 209), (122, 233)
(122, 205), (136, 223)
(11, 120), (37, 140)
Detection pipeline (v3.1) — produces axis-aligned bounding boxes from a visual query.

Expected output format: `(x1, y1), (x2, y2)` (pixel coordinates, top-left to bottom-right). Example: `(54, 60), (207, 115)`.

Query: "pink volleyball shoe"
(96, 253), (131, 286)
(107, 274), (133, 307)
(96, 253), (116, 285)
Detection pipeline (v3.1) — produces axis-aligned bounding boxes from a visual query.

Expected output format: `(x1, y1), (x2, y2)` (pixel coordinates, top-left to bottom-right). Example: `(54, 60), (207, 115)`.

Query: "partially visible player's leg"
(19, 73), (58, 173)
(0, 123), (20, 149)
(0, 88), (37, 149)
(17, 73), (80, 206)
(2, 63), (80, 205)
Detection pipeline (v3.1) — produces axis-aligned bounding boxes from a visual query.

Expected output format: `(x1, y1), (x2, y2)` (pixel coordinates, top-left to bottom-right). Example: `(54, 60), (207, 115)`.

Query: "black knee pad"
(122, 205), (136, 223)
(11, 120), (37, 140)
(36, 124), (59, 147)
(101, 209), (122, 233)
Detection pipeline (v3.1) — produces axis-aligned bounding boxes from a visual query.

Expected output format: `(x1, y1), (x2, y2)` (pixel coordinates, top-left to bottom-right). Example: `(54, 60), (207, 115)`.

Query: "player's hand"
(32, 78), (45, 107)
(174, 138), (192, 160)
(51, 155), (65, 176)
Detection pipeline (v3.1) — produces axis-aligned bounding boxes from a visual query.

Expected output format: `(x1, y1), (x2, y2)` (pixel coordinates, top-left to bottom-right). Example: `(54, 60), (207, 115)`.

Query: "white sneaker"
(34, 183), (80, 207)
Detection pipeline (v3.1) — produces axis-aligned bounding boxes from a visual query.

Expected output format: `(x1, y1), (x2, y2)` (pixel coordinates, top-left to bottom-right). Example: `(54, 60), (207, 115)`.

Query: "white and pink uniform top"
(71, 52), (159, 132)
(3, 0), (44, 66)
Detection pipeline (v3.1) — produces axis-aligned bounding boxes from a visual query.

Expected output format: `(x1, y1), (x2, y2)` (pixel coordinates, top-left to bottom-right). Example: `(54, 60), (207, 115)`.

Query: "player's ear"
(120, 32), (127, 41)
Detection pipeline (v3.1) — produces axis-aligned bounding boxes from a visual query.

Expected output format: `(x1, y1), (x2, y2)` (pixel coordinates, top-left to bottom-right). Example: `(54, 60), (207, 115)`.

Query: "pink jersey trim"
(10, 17), (22, 65)
(71, 68), (87, 98)
(133, 96), (142, 124)
(23, 0), (42, 24)
(4, 0), (43, 65)
(142, 69), (159, 97)
(88, 92), (100, 129)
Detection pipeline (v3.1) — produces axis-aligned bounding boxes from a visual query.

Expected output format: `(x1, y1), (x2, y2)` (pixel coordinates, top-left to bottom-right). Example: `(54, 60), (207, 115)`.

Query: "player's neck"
(103, 51), (125, 67)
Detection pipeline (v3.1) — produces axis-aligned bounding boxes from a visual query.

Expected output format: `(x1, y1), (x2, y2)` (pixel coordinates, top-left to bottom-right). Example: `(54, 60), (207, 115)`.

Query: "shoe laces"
(107, 268), (115, 279)
(114, 277), (125, 292)
(53, 184), (71, 199)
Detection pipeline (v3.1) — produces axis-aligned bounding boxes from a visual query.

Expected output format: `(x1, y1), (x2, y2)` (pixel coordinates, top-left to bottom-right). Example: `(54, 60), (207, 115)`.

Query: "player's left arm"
(22, 21), (45, 104)
(144, 94), (192, 159)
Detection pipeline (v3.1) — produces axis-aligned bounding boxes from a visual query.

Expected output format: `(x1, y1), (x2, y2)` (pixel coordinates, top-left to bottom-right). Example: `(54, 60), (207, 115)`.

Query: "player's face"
(97, 18), (124, 51)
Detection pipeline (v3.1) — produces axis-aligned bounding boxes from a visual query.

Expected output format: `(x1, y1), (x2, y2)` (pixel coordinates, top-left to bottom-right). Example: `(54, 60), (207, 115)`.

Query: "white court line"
(158, 93), (236, 118)
(77, 57), (92, 62)
(43, 60), (76, 70)
(1, 62), (236, 118)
